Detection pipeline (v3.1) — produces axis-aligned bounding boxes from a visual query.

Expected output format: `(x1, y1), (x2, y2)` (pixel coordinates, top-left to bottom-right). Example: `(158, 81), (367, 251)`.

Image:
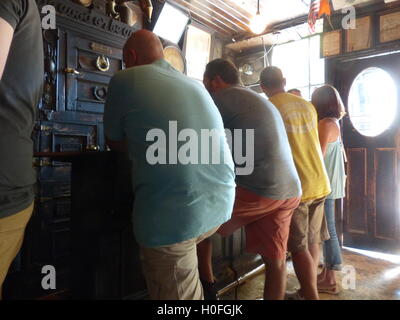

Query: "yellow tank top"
(269, 93), (331, 201)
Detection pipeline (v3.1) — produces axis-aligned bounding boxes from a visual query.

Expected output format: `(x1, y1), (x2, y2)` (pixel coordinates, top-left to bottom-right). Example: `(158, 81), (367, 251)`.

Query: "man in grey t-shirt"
(0, 0), (43, 296)
(197, 59), (302, 300)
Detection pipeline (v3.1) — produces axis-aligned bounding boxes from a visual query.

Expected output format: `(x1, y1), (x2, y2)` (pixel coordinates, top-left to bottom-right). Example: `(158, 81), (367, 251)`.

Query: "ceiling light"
(249, 0), (267, 34)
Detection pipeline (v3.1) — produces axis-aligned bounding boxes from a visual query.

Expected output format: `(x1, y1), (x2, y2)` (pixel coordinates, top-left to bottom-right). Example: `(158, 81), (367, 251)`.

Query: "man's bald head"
(123, 29), (164, 68)
(260, 66), (286, 98)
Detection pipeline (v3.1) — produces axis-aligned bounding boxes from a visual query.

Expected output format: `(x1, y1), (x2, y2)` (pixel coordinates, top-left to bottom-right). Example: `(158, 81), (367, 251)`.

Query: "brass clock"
(163, 46), (186, 74)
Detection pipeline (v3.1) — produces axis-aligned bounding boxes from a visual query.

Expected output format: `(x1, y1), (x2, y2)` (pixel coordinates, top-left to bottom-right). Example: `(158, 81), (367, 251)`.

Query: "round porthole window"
(348, 67), (397, 137)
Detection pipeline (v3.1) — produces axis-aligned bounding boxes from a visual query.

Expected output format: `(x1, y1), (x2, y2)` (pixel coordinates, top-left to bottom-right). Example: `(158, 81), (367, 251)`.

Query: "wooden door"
(334, 53), (400, 254)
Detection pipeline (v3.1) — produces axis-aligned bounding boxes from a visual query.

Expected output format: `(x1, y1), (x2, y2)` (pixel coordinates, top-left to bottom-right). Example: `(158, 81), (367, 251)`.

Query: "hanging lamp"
(249, 0), (266, 34)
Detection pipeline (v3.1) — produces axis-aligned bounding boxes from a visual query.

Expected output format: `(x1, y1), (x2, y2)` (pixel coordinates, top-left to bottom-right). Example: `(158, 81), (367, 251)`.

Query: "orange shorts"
(217, 187), (300, 260)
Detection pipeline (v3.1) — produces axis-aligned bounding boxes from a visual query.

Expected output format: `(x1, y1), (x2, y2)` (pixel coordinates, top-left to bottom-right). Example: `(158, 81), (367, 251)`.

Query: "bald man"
(103, 30), (235, 300)
(287, 88), (302, 97)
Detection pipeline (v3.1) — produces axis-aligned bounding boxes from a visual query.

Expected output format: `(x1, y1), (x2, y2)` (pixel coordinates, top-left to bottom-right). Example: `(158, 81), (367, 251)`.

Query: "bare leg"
(319, 268), (337, 286)
(291, 249), (319, 300)
(262, 257), (286, 300)
(196, 238), (214, 283)
(317, 266), (327, 283)
(309, 243), (320, 271)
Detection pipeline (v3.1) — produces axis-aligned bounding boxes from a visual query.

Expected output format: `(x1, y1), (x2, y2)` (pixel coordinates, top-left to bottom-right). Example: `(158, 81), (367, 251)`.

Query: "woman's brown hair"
(311, 85), (346, 120)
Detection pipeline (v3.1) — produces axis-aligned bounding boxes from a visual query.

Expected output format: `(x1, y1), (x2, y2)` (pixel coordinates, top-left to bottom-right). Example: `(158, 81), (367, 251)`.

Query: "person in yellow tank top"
(260, 66), (331, 300)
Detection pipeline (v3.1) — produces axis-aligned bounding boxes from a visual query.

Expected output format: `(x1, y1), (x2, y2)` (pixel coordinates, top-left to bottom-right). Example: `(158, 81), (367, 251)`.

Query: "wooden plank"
(345, 16), (373, 52)
(322, 30), (342, 57)
(184, 0), (246, 32)
(210, 0), (254, 22)
(332, 0), (376, 11)
(374, 149), (398, 240)
(173, 0), (235, 36)
(198, 0), (251, 30)
(345, 148), (368, 235)
(184, 10), (233, 36)
(380, 11), (400, 43)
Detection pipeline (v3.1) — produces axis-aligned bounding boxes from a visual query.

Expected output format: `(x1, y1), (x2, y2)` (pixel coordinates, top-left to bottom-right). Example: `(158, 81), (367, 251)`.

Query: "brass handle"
(64, 67), (81, 75)
(40, 125), (52, 132)
(96, 55), (110, 72)
(86, 145), (100, 152)
(33, 158), (52, 167)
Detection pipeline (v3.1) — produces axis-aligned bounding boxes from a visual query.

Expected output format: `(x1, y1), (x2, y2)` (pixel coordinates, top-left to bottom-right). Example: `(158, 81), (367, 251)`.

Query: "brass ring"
(96, 55), (110, 72)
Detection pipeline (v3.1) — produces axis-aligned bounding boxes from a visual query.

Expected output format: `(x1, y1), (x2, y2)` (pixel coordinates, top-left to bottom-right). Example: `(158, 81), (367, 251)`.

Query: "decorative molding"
(37, 0), (137, 39)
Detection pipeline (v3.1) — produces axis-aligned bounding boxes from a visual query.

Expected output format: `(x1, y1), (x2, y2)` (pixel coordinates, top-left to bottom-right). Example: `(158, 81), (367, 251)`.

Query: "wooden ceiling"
(168, 0), (312, 38)
(168, 0), (380, 39)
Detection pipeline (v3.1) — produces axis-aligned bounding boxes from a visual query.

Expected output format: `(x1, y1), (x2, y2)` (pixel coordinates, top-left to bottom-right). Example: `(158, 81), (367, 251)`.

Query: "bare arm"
(318, 118), (340, 157)
(0, 17), (14, 80)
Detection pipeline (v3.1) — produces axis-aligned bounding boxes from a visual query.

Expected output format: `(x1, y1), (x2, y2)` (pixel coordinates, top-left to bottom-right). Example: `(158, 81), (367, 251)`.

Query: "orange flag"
(318, 0), (331, 18)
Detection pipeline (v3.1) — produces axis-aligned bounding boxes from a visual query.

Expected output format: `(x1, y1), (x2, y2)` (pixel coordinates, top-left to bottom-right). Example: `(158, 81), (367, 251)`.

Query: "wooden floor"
(33, 248), (400, 300)
(219, 248), (400, 300)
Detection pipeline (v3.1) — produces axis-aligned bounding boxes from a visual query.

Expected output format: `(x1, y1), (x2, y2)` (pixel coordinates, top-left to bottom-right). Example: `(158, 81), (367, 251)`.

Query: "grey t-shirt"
(0, 0), (43, 218)
(212, 86), (302, 200)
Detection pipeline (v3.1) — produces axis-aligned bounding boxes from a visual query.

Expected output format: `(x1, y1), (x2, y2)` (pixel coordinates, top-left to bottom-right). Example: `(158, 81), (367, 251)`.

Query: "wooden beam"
(209, 0), (254, 22)
(189, 10), (234, 37)
(173, 0), (237, 35)
(172, 0), (234, 36)
(185, 0), (247, 32)
(181, 0), (241, 32)
(195, 0), (251, 31)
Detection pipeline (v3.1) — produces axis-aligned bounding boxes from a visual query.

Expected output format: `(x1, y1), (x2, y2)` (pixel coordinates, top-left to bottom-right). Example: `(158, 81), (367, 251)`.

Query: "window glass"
(153, 3), (189, 44)
(310, 36), (325, 85)
(185, 25), (211, 80)
(272, 35), (325, 100)
(272, 39), (309, 89)
(298, 86), (310, 100)
(348, 67), (397, 137)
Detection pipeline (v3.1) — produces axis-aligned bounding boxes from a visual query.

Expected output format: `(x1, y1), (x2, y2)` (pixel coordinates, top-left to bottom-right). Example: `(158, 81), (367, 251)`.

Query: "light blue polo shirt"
(104, 59), (236, 247)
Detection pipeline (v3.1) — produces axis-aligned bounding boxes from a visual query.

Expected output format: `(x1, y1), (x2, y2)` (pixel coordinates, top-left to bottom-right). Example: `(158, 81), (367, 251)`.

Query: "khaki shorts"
(287, 197), (329, 253)
(140, 226), (219, 300)
(0, 202), (34, 298)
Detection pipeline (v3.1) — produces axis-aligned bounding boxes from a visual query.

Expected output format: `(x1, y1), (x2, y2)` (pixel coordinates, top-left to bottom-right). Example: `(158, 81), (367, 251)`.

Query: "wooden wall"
(324, 1), (400, 253)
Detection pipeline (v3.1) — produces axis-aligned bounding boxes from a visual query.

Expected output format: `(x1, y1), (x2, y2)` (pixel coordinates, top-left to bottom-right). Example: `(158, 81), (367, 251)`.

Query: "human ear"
(124, 48), (137, 68)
